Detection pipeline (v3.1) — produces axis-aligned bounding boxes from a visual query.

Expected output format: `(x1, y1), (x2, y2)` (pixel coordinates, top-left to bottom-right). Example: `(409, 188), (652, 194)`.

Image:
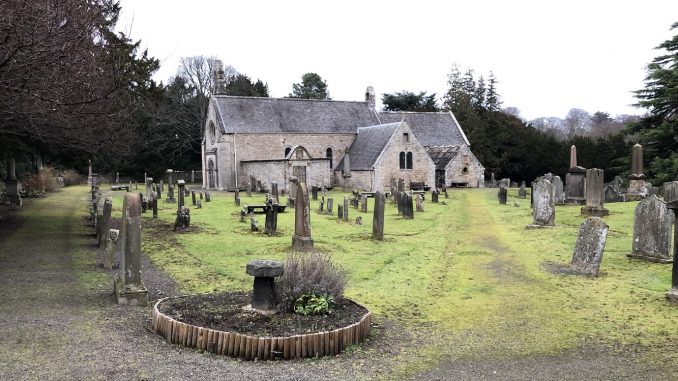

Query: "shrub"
(61, 169), (82, 186)
(278, 252), (347, 314)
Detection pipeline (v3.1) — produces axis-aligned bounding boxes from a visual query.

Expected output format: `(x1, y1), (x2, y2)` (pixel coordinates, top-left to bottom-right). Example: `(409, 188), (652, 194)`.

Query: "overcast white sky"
(117, 0), (678, 121)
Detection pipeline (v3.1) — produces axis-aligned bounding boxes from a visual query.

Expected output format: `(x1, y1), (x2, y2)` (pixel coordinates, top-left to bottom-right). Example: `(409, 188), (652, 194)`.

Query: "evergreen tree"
(629, 22), (678, 184)
(225, 74), (269, 97)
(485, 71), (501, 112)
(382, 91), (439, 112)
(288, 73), (330, 100)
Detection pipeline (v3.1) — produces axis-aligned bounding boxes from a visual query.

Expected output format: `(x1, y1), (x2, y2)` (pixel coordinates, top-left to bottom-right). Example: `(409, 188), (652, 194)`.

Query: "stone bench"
(110, 185), (129, 191)
(246, 204), (287, 214)
(409, 182), (430, 191)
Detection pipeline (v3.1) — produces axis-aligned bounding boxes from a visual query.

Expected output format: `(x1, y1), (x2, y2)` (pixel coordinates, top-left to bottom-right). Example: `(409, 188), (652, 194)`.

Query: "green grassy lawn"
(105, 185), (676, 373)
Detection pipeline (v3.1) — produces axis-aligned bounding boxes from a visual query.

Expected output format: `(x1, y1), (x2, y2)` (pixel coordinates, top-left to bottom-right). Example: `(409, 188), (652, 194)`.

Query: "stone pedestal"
(565, 167), (586, 205)
(4, 178), (22, 207)
(246, 259), (284, 313)
(627, 178), (647, 201)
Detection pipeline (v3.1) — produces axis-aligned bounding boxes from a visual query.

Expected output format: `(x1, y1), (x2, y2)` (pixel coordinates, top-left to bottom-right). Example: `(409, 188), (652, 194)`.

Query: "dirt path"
(0, 188), (674, 380)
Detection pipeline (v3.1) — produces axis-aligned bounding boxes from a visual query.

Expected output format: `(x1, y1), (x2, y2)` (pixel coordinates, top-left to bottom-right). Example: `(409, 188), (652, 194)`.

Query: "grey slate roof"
(378, 111), (469, 147)
(336, 122), (402, 171)
(426, 145), (461, 170)
(214, 96), (380, 134)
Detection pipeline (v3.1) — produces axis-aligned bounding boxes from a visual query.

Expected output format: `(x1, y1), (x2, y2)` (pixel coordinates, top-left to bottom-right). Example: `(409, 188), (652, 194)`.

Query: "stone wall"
(242, 160), (330, 194)
(445, 145), (485, 187)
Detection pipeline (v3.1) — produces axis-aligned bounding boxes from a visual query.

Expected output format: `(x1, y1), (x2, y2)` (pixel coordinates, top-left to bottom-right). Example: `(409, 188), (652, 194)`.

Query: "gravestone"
(431, 189), (439, 203)
(343, 196), (349, 221)
(205, 192), (211, 202)
(174, 206), (190, 231)
(265, 201), (278, 235)
(290, 178), (314, 251)
(570, 217), (609, 276)
(318, 200), (324, 213)
(416, 193), (424, 212)
(98, 197), (113, 248)
(337, 205), (344, 221)
(490, 172), (496, 188)
(361, 195), (368, 212)
(191, 190), (196, 206)
(199, 192), (203, 200)
(355, 216), (363, 225)
(156, 183), (162, 200)
(246, 181), (252, 197)
(166, 184), (176, 203)
(246, 259), (283, 312)
(552, 176), (565, 205)
(327, 198), (334, 215)
(235, 189), (240, 205)
(444, 188), (449, 199)
(103, 229), (119, 270)
(240, 207), (247, 222)
(627, 143), (647, 200)
(581, 168), (609, 216)
(390, 177), (397, 203)
(398, 178), (404, 193)
(113, 193), (148, 306)
(140, 192), (147, 213)
(527, 178), (555, 227)
(663, 182), (678, 301)
(271, 183), (279, 202)
(604, 184), (624, 203)
(498, 186), (508, 205)
(177, 180), (186, 211)
(145, 177), (154, 206)
(159, 180), (164, 193)
(151, 193), (158, 219)
(518, 181), (527, 198)
(251, 217), (259, 232)
(373, 191), (385, 240)
(628, 195), (673, 263)
(196, 200), (202, 209)
(500, 178), (510, 188)
(397, 191), (404, 214)
(403, 193), (414, 219)
(311, 186), (318, 201)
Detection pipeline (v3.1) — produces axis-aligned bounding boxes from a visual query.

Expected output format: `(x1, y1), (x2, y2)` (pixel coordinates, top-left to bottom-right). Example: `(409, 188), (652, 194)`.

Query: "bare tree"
(564, 108), (591, 138)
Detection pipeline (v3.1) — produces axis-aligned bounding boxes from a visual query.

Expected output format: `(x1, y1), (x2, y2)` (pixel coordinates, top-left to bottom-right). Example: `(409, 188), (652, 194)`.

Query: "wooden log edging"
(152, 297), (372, 360)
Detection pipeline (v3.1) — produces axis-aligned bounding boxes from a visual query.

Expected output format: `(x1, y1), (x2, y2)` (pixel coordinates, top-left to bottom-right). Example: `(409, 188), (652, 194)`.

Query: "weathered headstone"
(343, 195), (349, 221)
(240, 207), (247, 222)
(431, 189), (439, 203)
(355, 216), (363, 225)
(552, 176), (565, 205)
(604, 184), (624, 203)
(177, 180), (186, 211)
(251, 217), (259, 231)
(360, 195), (368, 212)
(98, 197), (113, 248)
(265, 202), (279, 236)
(416, 193), (424, 212)
(205, 192), (211, 202)
(113, 193), (148, 306)
(581, 168), (609, 216)
(373, 191), (385, 240)
(311, 186), (318, 201)
(191, 190), (196, 206)
(397, 178), (404, 193)
(570, 217), (609, 276)
(490, 172), (496, 188)
(528, 178), (555, 227)
(327, 198), (334, 215)
(140, 192), (147, 213)
(498, 186), (508, 205)
(166, 184), (176, 203)
(627, 143), (647, 200)
(103, 228), (119, 270)
(151, 193), (158, 219)
(290, 178), (314, 251)
(246, 259), (283, 312)
(518, 181), (527, 198)
(145, 177), (154, 204)
(196, 200), (202, 209)
(271, 183), (279, 202)
(235, 189), (240, 205)
(246, 181), (252, 197)
(628, 195), (673, 263)
(663, 182), (678, 301)
(174, 206), (190, 231)
(337, 204), (344, 221)
(403, 193), (414, 219)
(500, 178), (510, 188)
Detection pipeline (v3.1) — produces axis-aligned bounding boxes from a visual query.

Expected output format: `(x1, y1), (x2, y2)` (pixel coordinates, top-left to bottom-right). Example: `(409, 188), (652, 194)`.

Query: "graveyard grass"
(119, 187), (676, 377)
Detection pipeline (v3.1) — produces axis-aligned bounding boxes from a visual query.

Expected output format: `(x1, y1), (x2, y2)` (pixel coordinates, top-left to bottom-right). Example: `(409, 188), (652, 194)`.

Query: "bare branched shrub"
(60, 169), (82, 186)
(278, 252), (347, 312)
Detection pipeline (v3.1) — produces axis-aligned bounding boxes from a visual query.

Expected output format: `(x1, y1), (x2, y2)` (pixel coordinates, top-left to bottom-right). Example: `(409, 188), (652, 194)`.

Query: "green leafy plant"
(293, 292), (335, 316)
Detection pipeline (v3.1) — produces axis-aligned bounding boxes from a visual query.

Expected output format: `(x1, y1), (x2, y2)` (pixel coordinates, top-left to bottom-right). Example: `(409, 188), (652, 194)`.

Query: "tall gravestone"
(343, 195), (349, 221)
(404, 193), (414, 219)
(431, 189), (439, 203)
(327, 198), (334, 215)
(570, 217), (609, 276)
(145, 177), (154, 205)
(372, 191), (385, 240)
(518, 181), (527, 198)
(565, 145), (586, 204)
(191, 190), (196, 206)
(490, 172), (496, 188)
(151, 191), (158, 219)
(581, 168), (609, 216)
(337, 205), (344, 221)
(627, 143), (647, 200)
(663, 182), (678, 302)
(246, 181), (252, 197)
(528, 178), (555, 227)
(627, 195), (673, 263)
(290, 178), (314, 251)
(177, 180), (186, 210)
(360, 195), (368, 212)
(166, 169), (176, 203)
(113, 193), (148, 306)
(498, 186), (508, 205)
(265, 201), (278, 236)
(98, 197), (113, 248)
(103, 229), (119, 270)
(416, 193), (424, 212)
(552, 176), (565, 205)
(271, 183), (279, 202)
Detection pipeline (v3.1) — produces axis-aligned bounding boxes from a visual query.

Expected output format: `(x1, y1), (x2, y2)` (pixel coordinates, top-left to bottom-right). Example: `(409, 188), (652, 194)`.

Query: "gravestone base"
(292, 235), (314, 251)
(627, 179), (647, 201)
(580, 206), (609, 217)
(5, 179), (22, 207)
(626, 253), (673, 263)
(565, 198), (586, 205)
(114, 277), (148, 306)
(666, 289), (678, 302)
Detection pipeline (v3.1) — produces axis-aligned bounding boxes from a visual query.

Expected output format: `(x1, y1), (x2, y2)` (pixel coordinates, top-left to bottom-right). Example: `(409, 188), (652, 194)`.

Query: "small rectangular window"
(403, 133), (409, 142)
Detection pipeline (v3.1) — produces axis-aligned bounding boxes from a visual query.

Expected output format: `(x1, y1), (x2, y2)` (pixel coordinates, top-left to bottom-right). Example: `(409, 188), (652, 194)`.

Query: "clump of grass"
(278, 251), (347, 313)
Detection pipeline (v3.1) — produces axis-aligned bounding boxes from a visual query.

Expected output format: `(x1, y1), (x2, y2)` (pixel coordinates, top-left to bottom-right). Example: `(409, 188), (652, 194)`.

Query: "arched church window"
(284, 147), (292, 157)
(208, 121), (216, 143)
(326, 147), (333, 168)
(406, 152), (413, 169)
(399, 152), (406, 169)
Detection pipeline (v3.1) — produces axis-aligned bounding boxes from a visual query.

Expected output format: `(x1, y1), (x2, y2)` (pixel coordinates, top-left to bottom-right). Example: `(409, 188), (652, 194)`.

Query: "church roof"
(426, 145), (462, 170)
(213, 95), (380, 134)
(337, 122), (402, 171)
(378, 111), (469, 147)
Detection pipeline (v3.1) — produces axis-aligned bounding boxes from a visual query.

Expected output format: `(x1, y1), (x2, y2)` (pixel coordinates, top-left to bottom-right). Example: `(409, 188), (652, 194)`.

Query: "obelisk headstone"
(627, 143), (647, 200)
(290, 178), (313, 251)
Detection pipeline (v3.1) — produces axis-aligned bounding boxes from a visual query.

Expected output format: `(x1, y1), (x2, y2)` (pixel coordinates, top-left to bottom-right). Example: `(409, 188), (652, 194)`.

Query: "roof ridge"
(215, 95), (369, 104)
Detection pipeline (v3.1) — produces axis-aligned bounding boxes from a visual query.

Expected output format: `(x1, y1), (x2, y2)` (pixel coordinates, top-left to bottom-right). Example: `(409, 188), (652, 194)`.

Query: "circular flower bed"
(152, 291), (372, 360)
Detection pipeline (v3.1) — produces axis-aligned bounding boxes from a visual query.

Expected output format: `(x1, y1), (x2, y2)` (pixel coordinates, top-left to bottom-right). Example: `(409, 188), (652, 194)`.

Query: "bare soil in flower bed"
(158, 291), (369, 337)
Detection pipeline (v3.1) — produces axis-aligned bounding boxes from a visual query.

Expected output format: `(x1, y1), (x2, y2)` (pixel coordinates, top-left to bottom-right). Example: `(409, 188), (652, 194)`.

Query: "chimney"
(214, 60), (226, 95)
(365, 86), (376, 108)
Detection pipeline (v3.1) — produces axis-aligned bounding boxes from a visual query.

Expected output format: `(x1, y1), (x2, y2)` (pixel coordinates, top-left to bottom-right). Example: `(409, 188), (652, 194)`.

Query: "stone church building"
(201, 86), (484, 193)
